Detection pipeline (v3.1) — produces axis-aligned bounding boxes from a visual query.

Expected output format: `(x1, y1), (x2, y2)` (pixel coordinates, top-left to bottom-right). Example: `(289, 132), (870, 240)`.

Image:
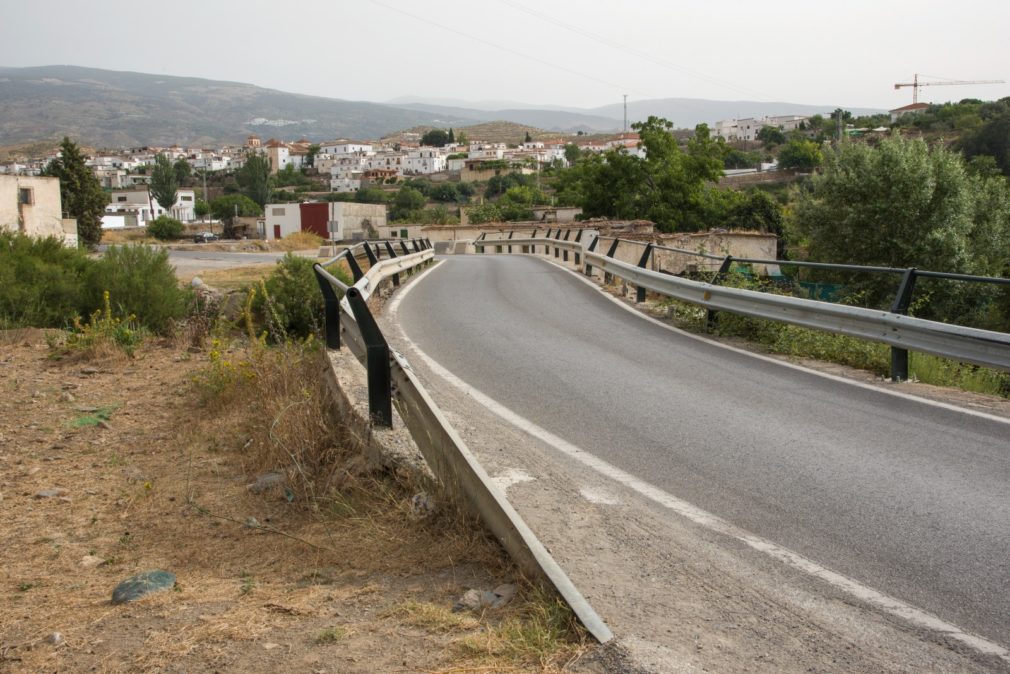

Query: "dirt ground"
(0, 331), (608, 673)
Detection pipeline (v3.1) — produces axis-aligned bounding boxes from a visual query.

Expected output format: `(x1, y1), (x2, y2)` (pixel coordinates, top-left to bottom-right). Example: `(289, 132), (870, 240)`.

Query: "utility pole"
(201, 168), (208, 224)
(623, 94), (628, 134)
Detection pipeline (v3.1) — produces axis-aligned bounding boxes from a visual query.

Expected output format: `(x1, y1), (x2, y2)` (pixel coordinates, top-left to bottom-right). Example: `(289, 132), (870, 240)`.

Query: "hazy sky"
(2, 0), (1008, 110)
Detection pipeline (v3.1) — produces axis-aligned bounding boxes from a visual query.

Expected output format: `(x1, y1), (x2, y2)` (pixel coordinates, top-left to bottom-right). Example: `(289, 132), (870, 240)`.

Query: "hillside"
(0, 66), (891, 150)
(383, 120), (570, 145)
(388, 102), (621, 133)
(0, 66), (480, 148)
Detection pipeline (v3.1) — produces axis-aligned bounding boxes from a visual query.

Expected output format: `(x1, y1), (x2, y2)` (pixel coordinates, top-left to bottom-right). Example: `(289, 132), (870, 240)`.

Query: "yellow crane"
(894, 73), (1005, 104)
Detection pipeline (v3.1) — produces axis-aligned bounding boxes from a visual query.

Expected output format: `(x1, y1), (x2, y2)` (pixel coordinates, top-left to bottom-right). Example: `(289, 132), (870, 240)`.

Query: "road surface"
(395, 255), (1010, 651)
(165, 248), (316, 278)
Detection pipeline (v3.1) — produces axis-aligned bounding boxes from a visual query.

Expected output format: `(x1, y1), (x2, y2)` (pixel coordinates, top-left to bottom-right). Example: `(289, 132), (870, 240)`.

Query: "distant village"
(1, 105), (922, 245)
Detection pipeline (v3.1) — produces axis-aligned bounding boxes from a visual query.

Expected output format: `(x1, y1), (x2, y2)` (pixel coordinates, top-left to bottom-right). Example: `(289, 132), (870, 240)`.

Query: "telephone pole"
(623, 94), (628, 133)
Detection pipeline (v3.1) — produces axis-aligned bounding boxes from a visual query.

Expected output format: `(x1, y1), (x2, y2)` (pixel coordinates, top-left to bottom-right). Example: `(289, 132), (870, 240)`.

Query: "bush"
(0, 232), (91, 329)
(60, 290), (146, 358)
(84, 245), (190, 334)
(254, 253), (324, 341)
(147, 215), (184, 241)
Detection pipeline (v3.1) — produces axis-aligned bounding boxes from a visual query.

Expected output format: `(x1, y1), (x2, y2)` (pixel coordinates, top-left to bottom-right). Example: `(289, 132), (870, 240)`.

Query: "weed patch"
(70, 404), (117, 428)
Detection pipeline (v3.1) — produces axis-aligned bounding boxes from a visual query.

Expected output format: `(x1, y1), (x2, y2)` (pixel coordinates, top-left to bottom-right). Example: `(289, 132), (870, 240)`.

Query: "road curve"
(396, 255), (1010, 649)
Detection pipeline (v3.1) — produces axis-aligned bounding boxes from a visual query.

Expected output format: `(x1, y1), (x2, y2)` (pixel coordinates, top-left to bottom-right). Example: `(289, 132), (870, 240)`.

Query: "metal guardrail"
(313, 239), (614, 644)
(474, 231), (1010, 377)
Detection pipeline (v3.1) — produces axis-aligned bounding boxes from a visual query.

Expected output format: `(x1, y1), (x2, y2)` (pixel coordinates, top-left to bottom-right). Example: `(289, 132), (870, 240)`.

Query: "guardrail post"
(574, 229), (583, 266)
(554, 229), (562, 259)
(345, 249), (364, 281)
(889, 268), (918, 382)
(705, 255), (734, 331)
(526, 228), (536, 255)
(476, 233), (486, 254)
(603, 239), (620, 284)
(383, 241), (400, 287)
(345, 287), (393, 428)
(584, 235), (598, 277)
(399, 241), (410, 256)
(312, 264), (341, 349)
(411, 239), (420, 253)
(507, 230), (514, 254)
(544, 229), (552, 256)
(635, 243), (654, 303)
(364, 242), (379, 267)
(562, 229), (571, 262)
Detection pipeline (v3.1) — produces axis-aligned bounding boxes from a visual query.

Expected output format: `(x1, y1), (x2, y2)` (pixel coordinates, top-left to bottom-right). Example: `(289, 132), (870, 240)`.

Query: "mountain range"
(0, 65), (884, 149)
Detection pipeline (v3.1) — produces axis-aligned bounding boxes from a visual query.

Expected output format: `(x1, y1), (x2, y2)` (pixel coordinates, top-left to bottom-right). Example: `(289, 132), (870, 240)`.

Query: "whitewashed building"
(104, 187), (197, 224)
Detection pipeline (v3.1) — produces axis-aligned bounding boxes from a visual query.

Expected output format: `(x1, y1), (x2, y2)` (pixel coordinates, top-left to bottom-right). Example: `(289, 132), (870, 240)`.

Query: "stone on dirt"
(111, 570), (176, 604)
(247, 472), (284, 494)
(35, 488), (68, 499)
(452, 583), (518, 612)
(81, 555), (105, 568)
(409, 492), (434, 518)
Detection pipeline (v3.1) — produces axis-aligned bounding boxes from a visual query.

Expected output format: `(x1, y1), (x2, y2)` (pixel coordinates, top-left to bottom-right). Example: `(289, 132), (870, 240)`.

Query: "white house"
(319, 140), (374, 156)
(0, 175), (78, 246)
(104, 187), (196, 225)
(403, 148), (446, 174)
(330, 170), (363, 193)
(263, 203), (303, 240)
(714, 115), (811, 141)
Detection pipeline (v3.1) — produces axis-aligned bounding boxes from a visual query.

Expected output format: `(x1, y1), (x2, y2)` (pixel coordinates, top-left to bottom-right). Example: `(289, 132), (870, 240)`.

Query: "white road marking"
(492, 468), (536, 492)
(387, 257), (1010, 663)
(580, 486), (621, 505)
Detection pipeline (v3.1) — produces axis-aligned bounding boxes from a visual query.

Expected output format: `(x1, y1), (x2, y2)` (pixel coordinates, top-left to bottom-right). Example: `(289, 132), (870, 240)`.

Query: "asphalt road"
(165, 248), (315, 277)
(396, 255), (1010, 649)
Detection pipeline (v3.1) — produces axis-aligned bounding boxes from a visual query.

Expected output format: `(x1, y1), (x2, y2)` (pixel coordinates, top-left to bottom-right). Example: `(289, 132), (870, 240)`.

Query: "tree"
(150, 154), (179, 216)
(553, 117), (725, 232)
(194, 199), (210, 219)
(430, 183), (461, 202)
(524, 131), (533, 143)
(42, 137), (108, 247)
(354, 187), (390, 204)
(722, 147), (760, 169)
(305, 144), (321, 168)
(390, 187), (427, 221)
(236, 154), (273, 207)
(466, 202), (503, 224)
(448, 128), (455, 144)
(958, 98), (1010, 177)
(173, 158), (192, 185)
(787, 136), (1010, 321)
(498, 186), (537, 221)
(147, 215), (184, 240)
(210, 194), (262, 222)
(756, 126), (786, 147)
(777, 139), (823, 171)
(420, 129), (450, 147)
(564, 143), (581, 164)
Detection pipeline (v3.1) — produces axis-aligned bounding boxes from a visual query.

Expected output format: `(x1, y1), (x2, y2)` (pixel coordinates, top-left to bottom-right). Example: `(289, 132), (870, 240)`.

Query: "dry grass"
(272, 231), (324, 251)
(192, 264), (276, 290)
(0, 329), (594, 672)
(100, 228), (158, 245)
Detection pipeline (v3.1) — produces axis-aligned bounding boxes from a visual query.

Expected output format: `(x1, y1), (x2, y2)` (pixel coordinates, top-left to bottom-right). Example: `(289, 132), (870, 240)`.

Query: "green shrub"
(147, 215), (184, 240)
(84, 245), (190, 334)
(62, 290), (146, 358)
(254, 253), (324, 341)
(0, 232), (91, 328)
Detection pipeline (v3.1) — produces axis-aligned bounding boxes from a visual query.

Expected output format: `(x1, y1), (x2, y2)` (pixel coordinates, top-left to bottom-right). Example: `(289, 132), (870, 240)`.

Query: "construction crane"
(894, 73), (1005, 104)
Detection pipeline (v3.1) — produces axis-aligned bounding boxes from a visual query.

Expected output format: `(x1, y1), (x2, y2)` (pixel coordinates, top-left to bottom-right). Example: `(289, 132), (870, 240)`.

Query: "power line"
(368, 0), (653, 99)
(497, 0), (768, 101)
